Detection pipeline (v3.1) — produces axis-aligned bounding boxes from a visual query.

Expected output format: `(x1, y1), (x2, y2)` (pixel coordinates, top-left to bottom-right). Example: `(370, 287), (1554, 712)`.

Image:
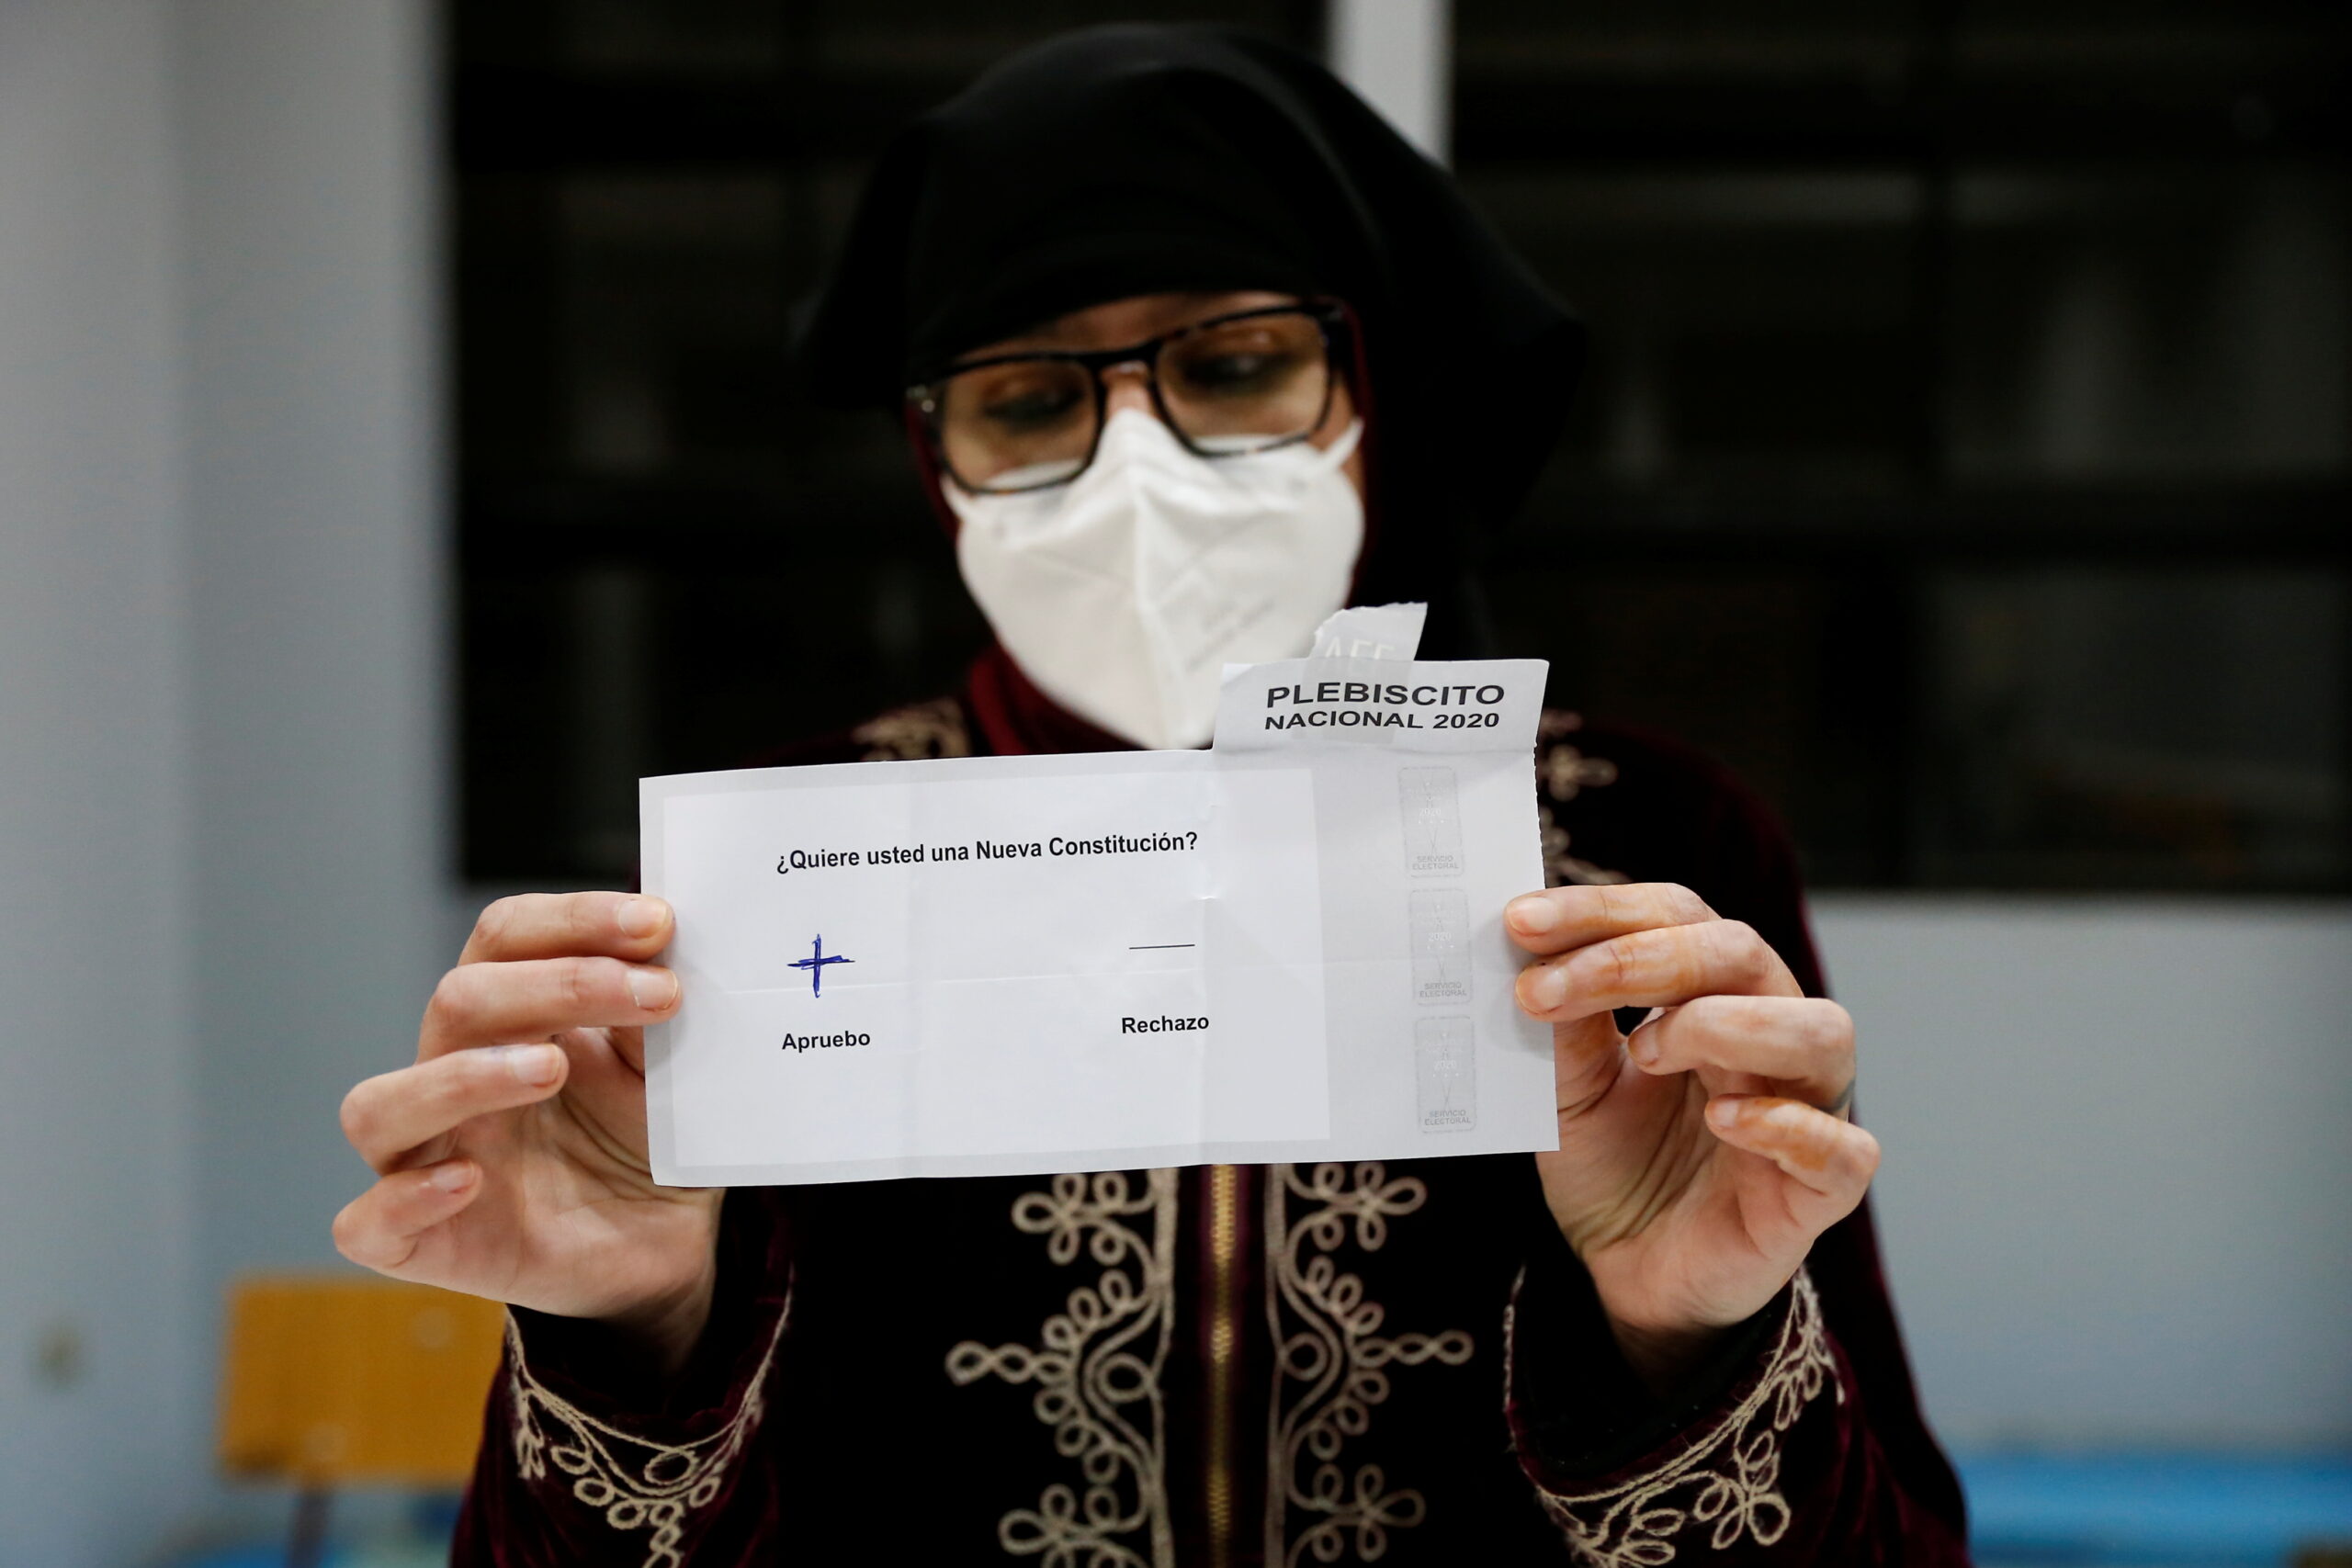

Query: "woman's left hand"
(1507, 883), (1877, 1388)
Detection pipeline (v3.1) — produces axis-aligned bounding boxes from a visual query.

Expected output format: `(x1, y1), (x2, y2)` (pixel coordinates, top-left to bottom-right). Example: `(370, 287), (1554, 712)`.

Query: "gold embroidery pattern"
(1544, 750), (1619, 800)
(947, 1170), (1179, 1568)
(1266, 1163), (1476, 1566)
(507, 1292), (789, 1568)
(853, 697), (972, 761)
(1536, 710), (1630, 886)
(1540, 800), (1633, 888)
(1511, 1269), (1840, 1568)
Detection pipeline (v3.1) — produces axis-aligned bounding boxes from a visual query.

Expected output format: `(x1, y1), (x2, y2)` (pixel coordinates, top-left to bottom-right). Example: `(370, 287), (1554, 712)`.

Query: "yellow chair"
(219, 1275), (507, 1565)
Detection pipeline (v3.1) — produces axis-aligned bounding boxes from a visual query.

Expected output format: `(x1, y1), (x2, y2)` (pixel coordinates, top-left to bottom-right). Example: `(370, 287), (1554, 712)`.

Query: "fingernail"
(628, 965), (680, 1010)
(1630, 1032), (1661, 1067)
(429, 1160), (476, 1193)
(504, 1043), (563, 1086)
(1707, 1097), (1748, 1130)
(617, 897), (666, 939)
(1506, 896), (1558, 934)
(1521, 964), (1567, 1011)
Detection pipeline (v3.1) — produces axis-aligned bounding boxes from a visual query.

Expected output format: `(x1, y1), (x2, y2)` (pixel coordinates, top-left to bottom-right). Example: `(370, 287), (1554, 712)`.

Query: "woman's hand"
(333, 892), (722, 1371)
(1508, 884), (1876, 1389)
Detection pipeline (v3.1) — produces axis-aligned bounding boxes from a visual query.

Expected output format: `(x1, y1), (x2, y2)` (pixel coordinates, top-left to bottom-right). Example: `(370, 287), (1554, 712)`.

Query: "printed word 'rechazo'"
(1122, 1015), (1210, 1033)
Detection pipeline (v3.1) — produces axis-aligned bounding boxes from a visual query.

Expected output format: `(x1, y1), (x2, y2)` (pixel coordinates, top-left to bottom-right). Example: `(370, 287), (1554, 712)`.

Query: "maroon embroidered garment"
(451, 666), (1973, 1566)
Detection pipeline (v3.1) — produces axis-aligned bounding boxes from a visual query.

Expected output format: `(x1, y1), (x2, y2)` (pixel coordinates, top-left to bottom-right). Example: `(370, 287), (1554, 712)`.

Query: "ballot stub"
(641, 648), (1556, 1186)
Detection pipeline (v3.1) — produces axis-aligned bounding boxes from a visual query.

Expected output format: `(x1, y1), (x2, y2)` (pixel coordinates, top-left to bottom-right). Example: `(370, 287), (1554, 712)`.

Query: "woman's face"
(938, 286), (1374, 750)
(947, 289), (1365, 498)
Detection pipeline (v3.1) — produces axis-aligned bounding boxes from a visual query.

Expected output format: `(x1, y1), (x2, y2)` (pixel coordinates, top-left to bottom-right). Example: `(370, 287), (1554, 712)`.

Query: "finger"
(1705, 1096), (1880, 1205)
(342, 1043), (570, 1170)
(331, 1159), (481, 1274)
(1628, 997), (1853, 1105)
(1517, 919), (1799, 1022)
(420, 955), (680, 1058)
(601, 1024), (649, 1077)
(1548, 1011), (1628, 1122)
(1502, 883), (1717, 955)
(459, 891), (673, 966)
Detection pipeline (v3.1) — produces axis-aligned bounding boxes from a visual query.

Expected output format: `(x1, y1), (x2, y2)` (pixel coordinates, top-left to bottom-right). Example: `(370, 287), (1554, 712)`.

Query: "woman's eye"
(1181, 350), (1293, 394)
(979, 384), (1083, 429)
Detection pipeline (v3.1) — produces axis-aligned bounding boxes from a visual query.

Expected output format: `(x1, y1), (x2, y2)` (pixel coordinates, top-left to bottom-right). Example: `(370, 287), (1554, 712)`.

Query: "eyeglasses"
(907, 301), (1348, 495)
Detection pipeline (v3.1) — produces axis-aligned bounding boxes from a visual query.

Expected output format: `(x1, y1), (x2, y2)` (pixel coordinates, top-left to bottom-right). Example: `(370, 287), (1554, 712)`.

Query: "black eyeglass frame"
(905, 299), (1351, 496)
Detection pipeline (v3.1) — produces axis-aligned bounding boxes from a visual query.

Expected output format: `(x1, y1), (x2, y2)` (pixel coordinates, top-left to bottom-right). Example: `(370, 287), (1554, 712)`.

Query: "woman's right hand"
(334, 892), (723, 1370)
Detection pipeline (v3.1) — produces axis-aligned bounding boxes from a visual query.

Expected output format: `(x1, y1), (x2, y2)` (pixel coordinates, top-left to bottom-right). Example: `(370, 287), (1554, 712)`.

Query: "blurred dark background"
(449, 0), (2350, 893)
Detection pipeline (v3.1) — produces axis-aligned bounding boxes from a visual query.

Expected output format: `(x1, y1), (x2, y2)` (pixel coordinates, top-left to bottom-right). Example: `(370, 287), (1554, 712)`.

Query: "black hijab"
(795, 22), (1583, 658)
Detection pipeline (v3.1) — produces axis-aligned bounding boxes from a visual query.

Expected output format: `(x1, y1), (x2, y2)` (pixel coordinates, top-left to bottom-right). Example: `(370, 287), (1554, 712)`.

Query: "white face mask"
(947, 408), (1365, 750)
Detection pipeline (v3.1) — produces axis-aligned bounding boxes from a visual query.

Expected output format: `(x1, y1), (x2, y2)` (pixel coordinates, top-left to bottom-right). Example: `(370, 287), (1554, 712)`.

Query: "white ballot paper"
(642, 613), (1555, 1186)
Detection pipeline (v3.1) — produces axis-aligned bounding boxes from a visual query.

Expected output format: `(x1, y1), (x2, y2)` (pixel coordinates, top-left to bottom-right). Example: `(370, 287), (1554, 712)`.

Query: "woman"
(334, 26), (1970, 1564)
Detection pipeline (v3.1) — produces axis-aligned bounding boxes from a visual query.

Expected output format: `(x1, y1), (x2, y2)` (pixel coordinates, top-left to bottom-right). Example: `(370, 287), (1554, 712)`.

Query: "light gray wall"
(0, 2), (201, 1562)
(0, 1), (444, 1561)
(177, 0), (448, 1533)
(180, 0), (446, 1276)
(1329, 0), (1453, 163)
(1815, 896), (2352, 1450)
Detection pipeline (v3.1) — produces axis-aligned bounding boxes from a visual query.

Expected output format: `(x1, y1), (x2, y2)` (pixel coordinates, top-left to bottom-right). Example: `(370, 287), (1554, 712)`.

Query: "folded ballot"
(641, 609), (1556, 1186)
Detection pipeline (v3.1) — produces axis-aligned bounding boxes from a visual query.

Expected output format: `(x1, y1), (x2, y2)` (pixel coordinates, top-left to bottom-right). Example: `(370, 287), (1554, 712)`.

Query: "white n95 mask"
(947, 407), (1365, 750)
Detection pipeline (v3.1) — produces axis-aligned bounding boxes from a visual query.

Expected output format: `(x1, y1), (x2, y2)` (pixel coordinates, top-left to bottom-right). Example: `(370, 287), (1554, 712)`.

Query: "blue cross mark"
(788, 934), (854, 998)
